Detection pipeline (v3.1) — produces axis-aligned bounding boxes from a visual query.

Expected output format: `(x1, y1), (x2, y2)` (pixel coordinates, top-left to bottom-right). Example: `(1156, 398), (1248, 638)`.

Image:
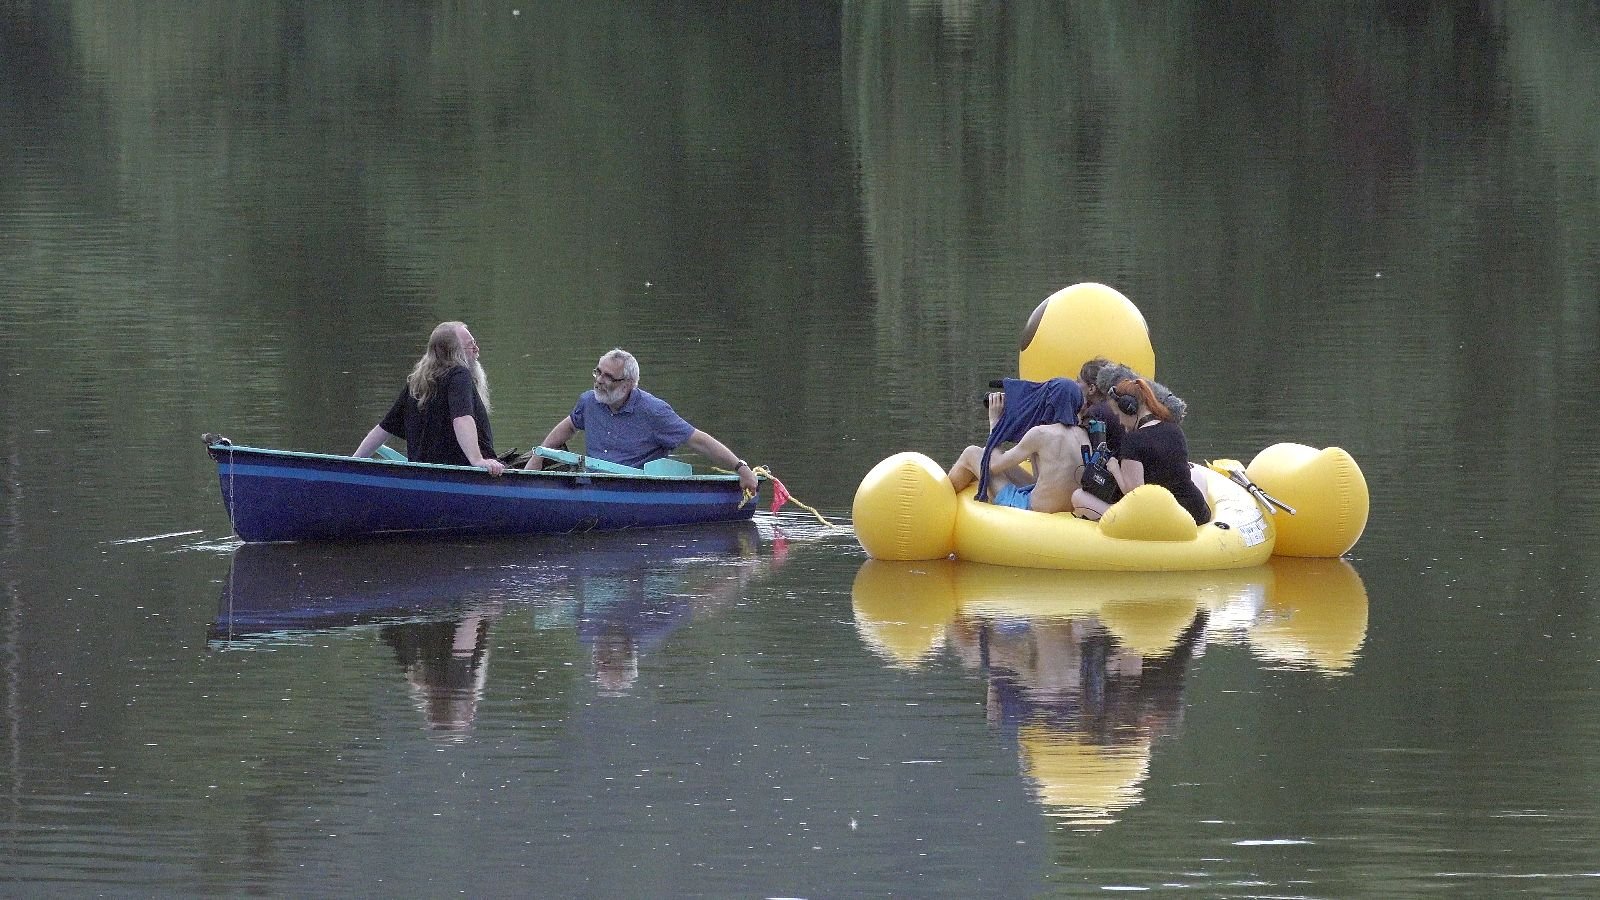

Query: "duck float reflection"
(852, 557), (1368, 826)
(853, 283), (1370, 570)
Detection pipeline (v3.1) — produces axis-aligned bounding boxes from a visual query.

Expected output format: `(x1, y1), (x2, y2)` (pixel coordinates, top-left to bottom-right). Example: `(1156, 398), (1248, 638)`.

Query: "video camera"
(977, 379), (1006, 408)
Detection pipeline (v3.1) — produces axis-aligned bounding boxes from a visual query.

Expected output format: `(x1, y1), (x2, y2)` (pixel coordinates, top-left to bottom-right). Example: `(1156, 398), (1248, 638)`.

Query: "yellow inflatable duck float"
(853, 283), (1369, 570)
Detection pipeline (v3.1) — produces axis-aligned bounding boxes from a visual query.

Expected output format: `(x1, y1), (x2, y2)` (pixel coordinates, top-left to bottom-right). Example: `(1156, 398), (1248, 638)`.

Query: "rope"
(717, 464), (834, 527)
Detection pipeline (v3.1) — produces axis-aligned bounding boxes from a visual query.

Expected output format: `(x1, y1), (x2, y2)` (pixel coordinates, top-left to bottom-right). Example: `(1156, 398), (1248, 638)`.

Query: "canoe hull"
(208, 444), (754, 542)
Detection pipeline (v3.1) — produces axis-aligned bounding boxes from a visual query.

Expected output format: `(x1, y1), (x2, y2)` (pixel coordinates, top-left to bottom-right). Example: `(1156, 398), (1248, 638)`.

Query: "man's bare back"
(1005, 423), (1089, 513)
(946, 389), (1090, 514)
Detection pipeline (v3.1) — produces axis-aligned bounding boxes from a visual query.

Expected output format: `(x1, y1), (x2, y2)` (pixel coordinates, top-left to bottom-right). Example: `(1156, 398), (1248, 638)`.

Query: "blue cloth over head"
(976, 377), (1084, 502)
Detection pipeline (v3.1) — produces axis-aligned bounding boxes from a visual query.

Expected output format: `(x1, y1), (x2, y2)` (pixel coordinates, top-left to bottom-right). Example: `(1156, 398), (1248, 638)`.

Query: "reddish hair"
(1112, 378), (1175, 422)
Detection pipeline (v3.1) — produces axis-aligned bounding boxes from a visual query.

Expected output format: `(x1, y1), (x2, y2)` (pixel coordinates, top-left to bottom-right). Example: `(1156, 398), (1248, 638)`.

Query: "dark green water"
(3, 2), (1598, 894)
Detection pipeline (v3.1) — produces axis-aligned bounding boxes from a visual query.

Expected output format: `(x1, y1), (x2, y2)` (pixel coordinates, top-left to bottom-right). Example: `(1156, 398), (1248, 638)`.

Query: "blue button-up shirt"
(570, 387), (696, 468)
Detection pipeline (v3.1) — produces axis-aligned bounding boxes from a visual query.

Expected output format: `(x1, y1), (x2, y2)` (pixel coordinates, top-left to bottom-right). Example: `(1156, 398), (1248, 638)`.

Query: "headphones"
(1111, 385), (1139, 416)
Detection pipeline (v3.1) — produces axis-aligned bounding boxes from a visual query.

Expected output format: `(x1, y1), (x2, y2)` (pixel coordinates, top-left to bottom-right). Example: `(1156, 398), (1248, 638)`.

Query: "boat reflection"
(851, 557), (1368, 827)
(210, 522), (770, 731)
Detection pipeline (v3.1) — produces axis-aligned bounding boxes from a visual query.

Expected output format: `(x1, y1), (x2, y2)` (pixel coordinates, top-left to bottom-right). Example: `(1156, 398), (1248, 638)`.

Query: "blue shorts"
(993, 483), (1034, 510)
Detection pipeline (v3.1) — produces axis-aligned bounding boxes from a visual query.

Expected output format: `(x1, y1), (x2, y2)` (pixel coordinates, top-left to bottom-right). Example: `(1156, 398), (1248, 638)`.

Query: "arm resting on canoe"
(523, 417), (577, 470)
(453, 415), (505, 475)
(353, 425), (396, 458)
(683, 429), (758, 493)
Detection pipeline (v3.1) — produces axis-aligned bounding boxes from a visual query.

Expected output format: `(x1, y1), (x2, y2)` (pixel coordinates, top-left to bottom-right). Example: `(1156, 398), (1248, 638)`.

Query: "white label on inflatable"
(1239, 517), (1268, 548)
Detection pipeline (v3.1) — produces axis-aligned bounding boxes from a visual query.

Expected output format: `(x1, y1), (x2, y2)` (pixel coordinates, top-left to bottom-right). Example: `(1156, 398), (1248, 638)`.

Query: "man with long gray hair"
(353, 321), (506, 475)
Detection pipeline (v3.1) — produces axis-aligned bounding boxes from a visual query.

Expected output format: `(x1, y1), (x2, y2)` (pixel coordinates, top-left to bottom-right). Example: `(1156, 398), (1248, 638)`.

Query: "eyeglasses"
(593, 367), (629, 385)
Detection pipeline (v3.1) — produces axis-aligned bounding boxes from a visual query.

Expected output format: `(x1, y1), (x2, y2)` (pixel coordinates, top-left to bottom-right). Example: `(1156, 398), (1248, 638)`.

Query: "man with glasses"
(523, 348), (759, 493)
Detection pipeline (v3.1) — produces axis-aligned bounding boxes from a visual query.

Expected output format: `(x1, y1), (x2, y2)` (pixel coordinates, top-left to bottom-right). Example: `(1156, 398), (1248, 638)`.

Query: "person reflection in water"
(944, 610), (1207, 826)
(577, 573), (695, 697)
(572, 534), (769, 696)
(590, 632), (644, 695)
(380, 612), (495, 736)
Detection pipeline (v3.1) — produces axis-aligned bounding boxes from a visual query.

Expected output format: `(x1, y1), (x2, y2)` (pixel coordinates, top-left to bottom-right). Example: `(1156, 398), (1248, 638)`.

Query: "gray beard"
(471, 360), (491, 411)
(595, 383), (629, 406)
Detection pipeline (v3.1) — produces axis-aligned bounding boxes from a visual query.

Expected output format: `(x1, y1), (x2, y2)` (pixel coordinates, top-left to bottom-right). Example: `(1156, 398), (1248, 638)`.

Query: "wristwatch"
(734, 460), (750, 471)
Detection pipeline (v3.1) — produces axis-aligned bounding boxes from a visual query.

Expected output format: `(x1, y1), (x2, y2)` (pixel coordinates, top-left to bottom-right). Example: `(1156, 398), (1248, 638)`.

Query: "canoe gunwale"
(206, 443), (743, 483)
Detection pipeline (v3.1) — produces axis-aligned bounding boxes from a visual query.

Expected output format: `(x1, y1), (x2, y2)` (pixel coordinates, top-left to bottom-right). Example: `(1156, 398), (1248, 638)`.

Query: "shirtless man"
(947, 389), (1090, 514)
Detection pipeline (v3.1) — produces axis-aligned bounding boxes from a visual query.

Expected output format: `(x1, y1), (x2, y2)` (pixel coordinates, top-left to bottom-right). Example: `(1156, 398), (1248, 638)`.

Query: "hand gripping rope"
(722, 464), (833, 527)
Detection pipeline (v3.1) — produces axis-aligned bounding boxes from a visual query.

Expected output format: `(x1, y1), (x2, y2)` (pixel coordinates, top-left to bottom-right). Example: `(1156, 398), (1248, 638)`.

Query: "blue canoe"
(206, 440), (757, 542)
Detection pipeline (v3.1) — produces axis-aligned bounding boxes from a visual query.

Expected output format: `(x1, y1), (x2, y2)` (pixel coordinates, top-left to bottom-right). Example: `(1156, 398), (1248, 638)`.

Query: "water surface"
(3, 2), (1598, 894)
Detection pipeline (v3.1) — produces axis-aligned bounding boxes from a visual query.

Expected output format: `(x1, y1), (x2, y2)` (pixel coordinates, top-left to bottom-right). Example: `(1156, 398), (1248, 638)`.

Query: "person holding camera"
(1077, 357), (1129, 455)
(1071, 377), (1211, 526)
(947, 377), (1090, 515)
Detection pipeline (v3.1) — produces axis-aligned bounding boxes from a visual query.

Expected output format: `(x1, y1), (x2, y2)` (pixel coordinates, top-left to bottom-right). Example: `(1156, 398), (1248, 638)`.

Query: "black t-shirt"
(1119, 419), (1211, 525)
(380, 366), (494, 466)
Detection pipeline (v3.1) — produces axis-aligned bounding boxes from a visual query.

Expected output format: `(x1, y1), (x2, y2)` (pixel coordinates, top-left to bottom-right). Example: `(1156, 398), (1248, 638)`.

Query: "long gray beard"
(472, 360), (491, 412)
